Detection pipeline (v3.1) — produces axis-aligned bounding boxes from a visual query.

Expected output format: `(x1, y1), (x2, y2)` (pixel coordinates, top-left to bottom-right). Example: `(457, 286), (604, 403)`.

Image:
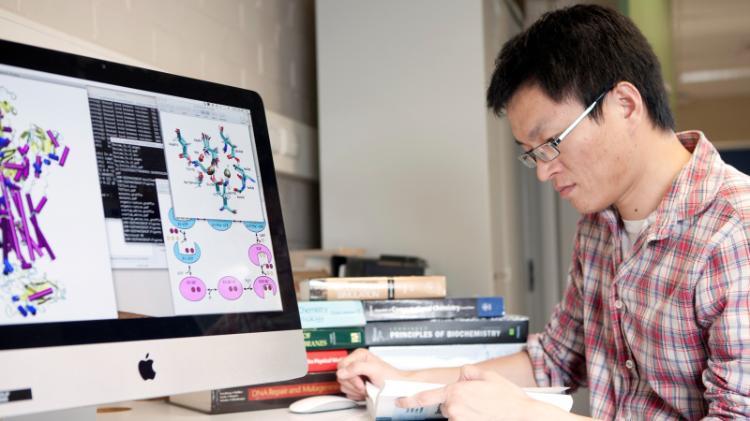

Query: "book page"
(366, 380), (573, 420)
(366, 380), (444, 420)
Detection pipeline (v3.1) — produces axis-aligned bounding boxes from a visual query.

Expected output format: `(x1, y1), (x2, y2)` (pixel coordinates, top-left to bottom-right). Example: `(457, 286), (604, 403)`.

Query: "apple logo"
(138, 353), (156, 381)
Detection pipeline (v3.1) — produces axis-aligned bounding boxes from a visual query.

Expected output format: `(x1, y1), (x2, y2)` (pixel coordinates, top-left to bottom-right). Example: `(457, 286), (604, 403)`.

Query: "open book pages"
(521, 387), (574, 412)
(365, 380), (573, 420)
(366, 380), (445, 420)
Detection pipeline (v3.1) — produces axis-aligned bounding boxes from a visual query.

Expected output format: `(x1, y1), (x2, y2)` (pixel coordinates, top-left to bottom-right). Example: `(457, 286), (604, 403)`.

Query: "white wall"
(0, 0), (318, 125)
(317, 0), (522, 301)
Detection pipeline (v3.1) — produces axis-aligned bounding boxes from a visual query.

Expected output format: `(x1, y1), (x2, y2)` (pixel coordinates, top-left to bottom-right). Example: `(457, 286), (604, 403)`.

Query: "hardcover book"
(364, 315), (528, 346)
(363, 297), (504, 321)
(298, 276), (447, 301)
(306, 349), (349, 372)
(303, 326), (366, 350)
(298, 300), (366, 328)
(169, 371), (341, 414)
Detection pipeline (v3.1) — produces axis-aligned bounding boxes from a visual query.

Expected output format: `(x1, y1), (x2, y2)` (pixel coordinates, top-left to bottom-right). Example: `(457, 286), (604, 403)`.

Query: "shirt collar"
(656, 131), (723, 222)
(599, 131), (724, 239)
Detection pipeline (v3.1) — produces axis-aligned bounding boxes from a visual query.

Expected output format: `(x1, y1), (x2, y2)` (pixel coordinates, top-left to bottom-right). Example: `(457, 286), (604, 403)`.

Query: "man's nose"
(536, 159), (556, 182)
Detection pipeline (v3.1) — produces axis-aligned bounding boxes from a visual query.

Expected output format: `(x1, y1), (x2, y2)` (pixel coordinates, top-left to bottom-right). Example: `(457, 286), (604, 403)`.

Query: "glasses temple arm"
(558, 98), (601, 141)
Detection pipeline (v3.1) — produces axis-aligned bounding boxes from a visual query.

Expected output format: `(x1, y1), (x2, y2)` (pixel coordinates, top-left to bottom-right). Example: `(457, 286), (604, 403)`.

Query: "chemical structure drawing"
(173, 126), (256, 215)
(0, 87), (69, 318)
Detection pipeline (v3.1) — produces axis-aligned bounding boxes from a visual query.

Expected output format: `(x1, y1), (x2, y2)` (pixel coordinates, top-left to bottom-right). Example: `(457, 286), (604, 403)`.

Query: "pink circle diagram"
(252, 276), (278, 299)
(179, 276), (207, 301)
(248, 244), (273, 266)
(217, 276), (243, 300)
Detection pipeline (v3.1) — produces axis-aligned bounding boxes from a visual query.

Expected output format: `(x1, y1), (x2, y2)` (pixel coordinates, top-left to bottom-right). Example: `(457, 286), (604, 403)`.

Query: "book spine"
(298, 300), (366, 328)
(300, 276), (447, 301)
(246, 372), (340, 401)
(209, 372), (341, 413)
(363, 297), (504, 321)
(368, 343), (526, 370)
(364, 318), (528, 346)
(303, 326), (366, 350)
(306, 349), (349, 372)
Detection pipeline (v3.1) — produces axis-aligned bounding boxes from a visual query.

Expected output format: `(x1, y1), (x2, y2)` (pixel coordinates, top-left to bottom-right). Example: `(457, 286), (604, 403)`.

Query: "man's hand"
(396, 364), (541, 421)
(336, 348), (406, 400)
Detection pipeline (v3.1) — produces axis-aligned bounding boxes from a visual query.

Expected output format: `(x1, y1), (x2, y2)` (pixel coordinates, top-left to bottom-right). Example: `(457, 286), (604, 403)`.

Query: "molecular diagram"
(0, 87), (69, 318)
(174, 126), (255, 214)
(165, 208), (278, 304)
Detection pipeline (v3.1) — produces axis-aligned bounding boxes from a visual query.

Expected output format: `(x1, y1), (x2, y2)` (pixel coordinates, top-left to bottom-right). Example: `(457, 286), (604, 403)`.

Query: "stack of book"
(170, 274), (528, 414)
(299, 275), (528, 370)
(364, 302), (526, 370)
(288, 274), (449, 408)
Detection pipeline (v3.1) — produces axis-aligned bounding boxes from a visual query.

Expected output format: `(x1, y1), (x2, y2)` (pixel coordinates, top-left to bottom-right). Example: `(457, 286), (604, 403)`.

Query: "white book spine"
(369, 343), (525, 370)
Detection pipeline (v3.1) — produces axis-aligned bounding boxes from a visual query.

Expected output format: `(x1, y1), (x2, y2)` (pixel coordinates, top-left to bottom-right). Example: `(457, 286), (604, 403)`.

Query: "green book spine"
(303, 327), (366, 350)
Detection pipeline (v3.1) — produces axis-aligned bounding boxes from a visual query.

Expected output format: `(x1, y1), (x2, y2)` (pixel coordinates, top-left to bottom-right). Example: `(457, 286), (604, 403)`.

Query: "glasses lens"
(518, 154), (536, 168)
(535, 143), (559, 162)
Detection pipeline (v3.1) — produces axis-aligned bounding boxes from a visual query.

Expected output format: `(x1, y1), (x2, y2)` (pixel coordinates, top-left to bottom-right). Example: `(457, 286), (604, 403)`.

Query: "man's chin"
(569, 198), (608, 215)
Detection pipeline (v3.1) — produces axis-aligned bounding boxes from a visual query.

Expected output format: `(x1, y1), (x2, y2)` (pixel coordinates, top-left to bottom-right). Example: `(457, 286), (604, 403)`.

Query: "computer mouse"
(288, 395), (364, 413)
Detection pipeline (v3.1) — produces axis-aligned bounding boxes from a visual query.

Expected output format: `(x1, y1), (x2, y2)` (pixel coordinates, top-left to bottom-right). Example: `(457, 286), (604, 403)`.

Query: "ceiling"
(673, 0), (750, 101)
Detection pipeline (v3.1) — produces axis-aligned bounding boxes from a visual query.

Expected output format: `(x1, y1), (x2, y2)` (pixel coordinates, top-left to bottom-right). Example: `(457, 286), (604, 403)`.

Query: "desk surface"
(97, 400), (369, 421)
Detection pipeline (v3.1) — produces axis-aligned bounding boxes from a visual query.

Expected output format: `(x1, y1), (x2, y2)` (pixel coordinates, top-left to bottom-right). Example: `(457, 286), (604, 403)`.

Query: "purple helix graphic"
(252, 276), (278, 299)
(248, 243), (272, 267)
(217, 276), (243, 300)
(179, 276), (207, 301)
(1, 90), (70, 317)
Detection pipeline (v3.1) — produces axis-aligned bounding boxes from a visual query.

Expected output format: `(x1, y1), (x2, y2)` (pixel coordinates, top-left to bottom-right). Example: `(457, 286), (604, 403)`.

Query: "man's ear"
(610, 81), (644, 133)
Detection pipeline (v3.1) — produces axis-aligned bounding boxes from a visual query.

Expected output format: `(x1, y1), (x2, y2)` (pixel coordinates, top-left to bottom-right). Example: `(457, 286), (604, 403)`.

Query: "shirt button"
(625, 359), (635, 370)
(614, 300), (623, 309)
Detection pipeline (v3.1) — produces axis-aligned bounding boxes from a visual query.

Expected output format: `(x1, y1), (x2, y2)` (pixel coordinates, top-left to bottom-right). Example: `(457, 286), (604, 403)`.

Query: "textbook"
(169, 371), (341, 414)
(303, 326), (365, 350)
(369, 343), (525, 370)
(333, 254), (427, 277)
(364, 316), (528, 346)
(365, 380), (572, 420)
(306, 349), (349, 372)
(298, 276), (447, 301)
(298, 300), (366, 328)
(363, 297), (504, 321)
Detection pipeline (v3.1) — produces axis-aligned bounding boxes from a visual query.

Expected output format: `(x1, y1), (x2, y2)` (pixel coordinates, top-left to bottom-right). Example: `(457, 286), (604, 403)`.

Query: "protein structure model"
(174, 126), (256, 215)
(0, 86), (68, 318)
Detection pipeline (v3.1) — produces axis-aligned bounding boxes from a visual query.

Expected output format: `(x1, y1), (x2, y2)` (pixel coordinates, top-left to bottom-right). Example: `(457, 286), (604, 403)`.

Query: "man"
(337, 5), (750, 420)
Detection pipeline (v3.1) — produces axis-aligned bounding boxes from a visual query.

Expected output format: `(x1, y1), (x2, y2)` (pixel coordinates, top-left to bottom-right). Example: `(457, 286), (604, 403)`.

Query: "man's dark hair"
(486, 4), (674, 131)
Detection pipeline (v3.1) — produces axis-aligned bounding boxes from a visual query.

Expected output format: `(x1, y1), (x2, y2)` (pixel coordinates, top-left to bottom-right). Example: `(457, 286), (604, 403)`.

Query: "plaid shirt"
(526, 131), (750, 420)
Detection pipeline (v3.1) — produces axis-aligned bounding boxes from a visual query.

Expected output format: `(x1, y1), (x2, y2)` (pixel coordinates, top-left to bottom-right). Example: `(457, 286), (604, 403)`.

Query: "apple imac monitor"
(0, 39), (306, 417)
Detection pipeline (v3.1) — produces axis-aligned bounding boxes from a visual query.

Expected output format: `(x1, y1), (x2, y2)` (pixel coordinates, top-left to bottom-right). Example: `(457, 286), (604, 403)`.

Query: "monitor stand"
(3, 406), (95, 421)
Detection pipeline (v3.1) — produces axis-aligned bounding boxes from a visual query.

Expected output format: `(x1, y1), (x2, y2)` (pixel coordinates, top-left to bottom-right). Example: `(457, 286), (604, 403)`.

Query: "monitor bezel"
(0, 39), (302, 350)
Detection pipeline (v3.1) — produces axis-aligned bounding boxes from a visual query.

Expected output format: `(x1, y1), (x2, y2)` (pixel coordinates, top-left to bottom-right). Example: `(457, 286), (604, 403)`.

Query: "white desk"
(97, 400), (369, 421)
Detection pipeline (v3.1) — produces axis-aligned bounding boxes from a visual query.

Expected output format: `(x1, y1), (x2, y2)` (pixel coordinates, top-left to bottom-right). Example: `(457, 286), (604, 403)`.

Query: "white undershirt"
(621, 212), (656, 258)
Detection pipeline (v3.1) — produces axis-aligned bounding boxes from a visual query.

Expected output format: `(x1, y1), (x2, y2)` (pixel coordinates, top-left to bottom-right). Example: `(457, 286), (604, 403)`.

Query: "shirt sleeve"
(525, 235), (588, 390)
(696, 225), (750, 419)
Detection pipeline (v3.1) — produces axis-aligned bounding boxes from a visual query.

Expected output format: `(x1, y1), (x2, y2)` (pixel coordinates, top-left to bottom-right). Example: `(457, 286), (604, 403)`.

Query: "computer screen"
(0, 39), (306, 417)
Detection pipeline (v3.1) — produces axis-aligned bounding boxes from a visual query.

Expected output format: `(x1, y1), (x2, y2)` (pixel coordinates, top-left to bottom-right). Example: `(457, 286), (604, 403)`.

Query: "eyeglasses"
(518, 89), (611, 168)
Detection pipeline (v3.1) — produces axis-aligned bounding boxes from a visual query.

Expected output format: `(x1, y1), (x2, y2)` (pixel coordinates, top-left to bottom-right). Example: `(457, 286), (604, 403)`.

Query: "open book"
(366, 379), (573, 420)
